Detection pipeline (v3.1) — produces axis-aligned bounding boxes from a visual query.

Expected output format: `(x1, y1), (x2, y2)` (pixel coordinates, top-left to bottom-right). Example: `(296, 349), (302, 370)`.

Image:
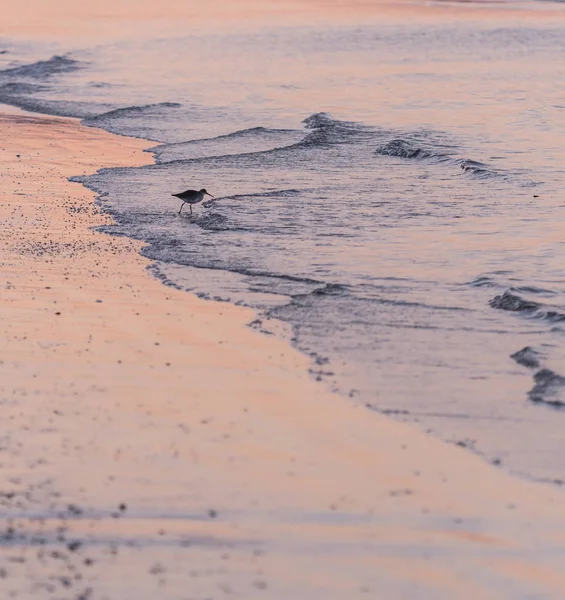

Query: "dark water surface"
(2, 12), (565, 482)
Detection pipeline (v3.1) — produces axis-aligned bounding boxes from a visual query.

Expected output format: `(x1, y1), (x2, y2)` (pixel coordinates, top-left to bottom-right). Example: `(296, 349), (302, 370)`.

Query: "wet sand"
(1, 107), (565, 597)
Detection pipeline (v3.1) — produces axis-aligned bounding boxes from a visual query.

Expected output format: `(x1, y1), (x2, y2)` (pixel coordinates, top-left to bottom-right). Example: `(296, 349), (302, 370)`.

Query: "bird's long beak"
(206, 192), (214, 198)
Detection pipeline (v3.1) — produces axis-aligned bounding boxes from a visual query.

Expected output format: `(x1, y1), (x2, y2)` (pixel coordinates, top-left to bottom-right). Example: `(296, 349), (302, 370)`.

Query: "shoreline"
(1, 107), (565, 597)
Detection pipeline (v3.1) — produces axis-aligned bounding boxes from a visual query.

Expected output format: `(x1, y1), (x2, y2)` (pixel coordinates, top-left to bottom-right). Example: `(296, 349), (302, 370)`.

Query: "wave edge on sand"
(1, 108), (565, 597)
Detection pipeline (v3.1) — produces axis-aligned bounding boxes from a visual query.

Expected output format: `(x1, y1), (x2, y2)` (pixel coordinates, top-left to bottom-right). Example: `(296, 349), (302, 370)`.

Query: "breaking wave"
(529, 369), (565, 408)
(0, 55), (81, 79)
(206, 126), (298, 140)
(84, 102), (182, 123)
(489, 291), (565, 322)
(458, 158), (493, 177)
(376, 137), (502, 179)
(510, 346), (542, 369)
(299, 112), (372, 147)
(0, 54), (105, 118)
(151, 127), (306, 163)
(375, 139), (439, 160)
(82, 102), (183, 141)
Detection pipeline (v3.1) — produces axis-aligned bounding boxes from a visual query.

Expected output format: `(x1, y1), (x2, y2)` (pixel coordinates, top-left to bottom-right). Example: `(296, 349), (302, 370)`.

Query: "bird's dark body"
(173, 190), (203, 203)
(173, 188), (214, 215)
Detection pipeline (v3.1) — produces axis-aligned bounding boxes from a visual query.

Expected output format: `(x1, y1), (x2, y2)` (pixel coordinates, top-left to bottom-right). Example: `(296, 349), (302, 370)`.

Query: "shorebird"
(173, 188), (214, 215)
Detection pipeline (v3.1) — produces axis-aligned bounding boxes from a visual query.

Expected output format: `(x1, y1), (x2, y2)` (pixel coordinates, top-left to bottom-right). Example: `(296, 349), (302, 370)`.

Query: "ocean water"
(2, 7), (565, 483)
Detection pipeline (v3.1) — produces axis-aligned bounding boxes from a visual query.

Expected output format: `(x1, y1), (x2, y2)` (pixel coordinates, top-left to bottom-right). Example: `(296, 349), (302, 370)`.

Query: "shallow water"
(2, 6), (565, 482)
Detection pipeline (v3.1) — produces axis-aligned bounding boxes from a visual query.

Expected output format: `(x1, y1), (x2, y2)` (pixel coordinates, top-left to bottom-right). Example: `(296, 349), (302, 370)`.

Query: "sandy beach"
(0, 107), (564, 598)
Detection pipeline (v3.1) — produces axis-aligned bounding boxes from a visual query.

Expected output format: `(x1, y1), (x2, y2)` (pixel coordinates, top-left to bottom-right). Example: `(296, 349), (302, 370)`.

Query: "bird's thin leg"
(189, 204), (193, 215)
(179, 202), (185, 215)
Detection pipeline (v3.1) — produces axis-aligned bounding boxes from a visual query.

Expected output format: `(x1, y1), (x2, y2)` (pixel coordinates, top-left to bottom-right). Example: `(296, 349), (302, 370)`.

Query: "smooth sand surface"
(1, 108), (565, 598)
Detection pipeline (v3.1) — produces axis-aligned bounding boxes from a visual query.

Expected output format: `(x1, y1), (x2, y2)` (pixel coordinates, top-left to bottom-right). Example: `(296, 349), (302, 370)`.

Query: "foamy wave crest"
(489, 291), (540, 312)
(302, 112), (336, 129)
(376, 136), (502, 179)
(151, 127), (306, 163)
(84, 102), (182, 123)
(0, 55), (81, 79)
(147, 112), (371, 165)
(529, 369), (565, 408)
(457, 158), (495, 178)
(467, 275), (500, 288)
(0, 82), (47, 95)
(0, 92), (102, 118)
(511, 346), (542, 369)
(0, 54), (105, 118)
(82, 102), (183, 141)
(489, 291), (565, 322)
(299, 112), (371, 147)
(216, 126), (297, 139)
(376, 139), (438, 160)
(509, 344), (565, 408)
